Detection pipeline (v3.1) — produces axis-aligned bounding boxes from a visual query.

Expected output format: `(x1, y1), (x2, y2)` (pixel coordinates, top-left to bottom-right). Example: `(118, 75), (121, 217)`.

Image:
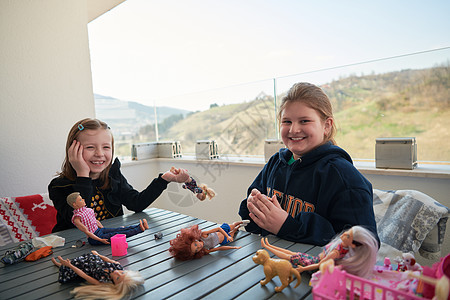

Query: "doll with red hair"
(169, 221), (248, 260)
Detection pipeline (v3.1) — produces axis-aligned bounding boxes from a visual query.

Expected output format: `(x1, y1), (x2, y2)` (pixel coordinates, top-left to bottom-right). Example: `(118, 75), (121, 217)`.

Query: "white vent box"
(375, 137), (417, 169)
(264, 139), (285, 162)
(158, 141), (182, 158)
(132, 142), (158, 160)
(196, 140), (219, 160)
(132, 141), (182, 160)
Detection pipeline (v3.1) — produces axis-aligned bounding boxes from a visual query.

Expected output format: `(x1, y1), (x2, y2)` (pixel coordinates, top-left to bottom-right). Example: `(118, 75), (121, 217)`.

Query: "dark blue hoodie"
(239, 142), (379, 246)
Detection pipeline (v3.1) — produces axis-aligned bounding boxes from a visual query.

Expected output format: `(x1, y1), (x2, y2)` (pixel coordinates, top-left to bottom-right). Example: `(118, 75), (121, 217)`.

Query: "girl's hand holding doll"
(247, 189), (288, 235)
(162, 167), (190, 183)
(68, 140), (90, 177)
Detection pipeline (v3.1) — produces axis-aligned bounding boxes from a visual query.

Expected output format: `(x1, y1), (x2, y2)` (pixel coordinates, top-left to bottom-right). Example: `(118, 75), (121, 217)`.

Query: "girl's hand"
(68, 140), (90, 177)
(162, 168), (190, 183)
(247, 191), (288, 234)
(247, 188), (261, 207)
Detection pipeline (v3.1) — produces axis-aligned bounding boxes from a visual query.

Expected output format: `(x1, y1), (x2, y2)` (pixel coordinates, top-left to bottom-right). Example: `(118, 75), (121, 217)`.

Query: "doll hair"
(278, 82), (337, 145)
(198, 184), (216, 201)
(168, 224), (208, 260)
(66, 192), (80, 207)
(333, 226), (378, 278)
(59, 118), (114, 190)
(70, 270), (144, 300)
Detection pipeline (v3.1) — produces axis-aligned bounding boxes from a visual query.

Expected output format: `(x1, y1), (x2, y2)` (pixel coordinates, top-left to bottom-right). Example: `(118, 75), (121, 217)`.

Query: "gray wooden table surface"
(0, 208), (320, 299)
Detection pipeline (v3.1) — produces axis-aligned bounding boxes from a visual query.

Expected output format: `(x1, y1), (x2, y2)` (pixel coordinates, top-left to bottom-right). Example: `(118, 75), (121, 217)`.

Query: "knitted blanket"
(0, 194), (57, 247)
(373, 189), (449, 261)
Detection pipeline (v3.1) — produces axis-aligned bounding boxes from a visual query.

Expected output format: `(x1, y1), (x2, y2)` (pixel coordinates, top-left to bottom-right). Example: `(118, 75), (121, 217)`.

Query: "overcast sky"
(88, 0), (450, 111)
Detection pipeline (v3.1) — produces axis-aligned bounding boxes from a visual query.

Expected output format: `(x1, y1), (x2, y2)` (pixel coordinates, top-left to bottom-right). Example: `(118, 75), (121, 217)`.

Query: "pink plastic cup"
(110, 234), (128, 256)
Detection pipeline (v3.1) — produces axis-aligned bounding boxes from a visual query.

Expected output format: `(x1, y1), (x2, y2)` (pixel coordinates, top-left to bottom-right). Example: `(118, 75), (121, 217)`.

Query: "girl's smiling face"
(77, 129), (113, 179)
(280, 101), (332, 160)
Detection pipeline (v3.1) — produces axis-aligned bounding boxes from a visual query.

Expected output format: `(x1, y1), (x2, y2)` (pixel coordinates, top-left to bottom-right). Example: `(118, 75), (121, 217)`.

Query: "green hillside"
(139, 64), (450, 161)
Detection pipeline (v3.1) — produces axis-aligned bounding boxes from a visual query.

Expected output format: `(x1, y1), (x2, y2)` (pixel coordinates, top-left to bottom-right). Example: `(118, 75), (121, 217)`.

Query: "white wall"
(0, 0), (95, 197)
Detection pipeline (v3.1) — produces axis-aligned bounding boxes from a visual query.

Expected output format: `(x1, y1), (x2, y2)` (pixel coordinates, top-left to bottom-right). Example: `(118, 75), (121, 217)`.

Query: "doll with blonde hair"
(170, 167), (216, 200)
(261, 226), (378, 278)
(169, 221), (247, 260)
(51, 250), (144, 299)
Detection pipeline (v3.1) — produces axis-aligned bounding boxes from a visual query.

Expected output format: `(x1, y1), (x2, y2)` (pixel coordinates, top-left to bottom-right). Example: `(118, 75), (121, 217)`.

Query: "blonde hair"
(334, 226), (378, 278)
(67, 192), (80, 208)
(278, 82), (337, 145)
(59, 118), (114, 190)
(71, 270), (144, 300)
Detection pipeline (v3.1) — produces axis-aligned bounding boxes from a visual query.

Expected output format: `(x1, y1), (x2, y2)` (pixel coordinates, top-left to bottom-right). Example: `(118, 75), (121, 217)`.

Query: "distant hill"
(94, 94), (191, 136)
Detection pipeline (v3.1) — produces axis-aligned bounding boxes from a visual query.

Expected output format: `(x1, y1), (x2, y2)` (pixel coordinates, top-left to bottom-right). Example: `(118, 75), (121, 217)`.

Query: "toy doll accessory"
(71, 240), (85, 248)
(25, 246), (53, 261)
(78, 124), (84, 131)
(154, 232), (163, 240)
(111, 234), (128, 256)
(1, 241), (34, 264)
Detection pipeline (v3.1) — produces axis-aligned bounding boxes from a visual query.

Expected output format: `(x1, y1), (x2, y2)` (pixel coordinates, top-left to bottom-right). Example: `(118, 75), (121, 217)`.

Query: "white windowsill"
(121, 156), (450, 179)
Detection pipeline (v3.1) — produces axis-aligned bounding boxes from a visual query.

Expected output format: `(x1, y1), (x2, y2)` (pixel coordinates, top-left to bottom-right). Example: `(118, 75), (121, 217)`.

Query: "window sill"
(121, 156), (450, 179)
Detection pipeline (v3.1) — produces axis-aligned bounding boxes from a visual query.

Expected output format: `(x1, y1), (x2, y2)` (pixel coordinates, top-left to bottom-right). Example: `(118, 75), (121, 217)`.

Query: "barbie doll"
(67, 192), (149, 245)
(169, 221), (248, 260)
(170, 167), (216, 200)
(261, 226), (378, 278)
(52, 250), (143, 299)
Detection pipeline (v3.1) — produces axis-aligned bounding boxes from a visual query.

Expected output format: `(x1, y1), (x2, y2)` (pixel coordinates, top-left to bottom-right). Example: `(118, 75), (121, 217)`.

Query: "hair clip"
(78, 124), (84, 131)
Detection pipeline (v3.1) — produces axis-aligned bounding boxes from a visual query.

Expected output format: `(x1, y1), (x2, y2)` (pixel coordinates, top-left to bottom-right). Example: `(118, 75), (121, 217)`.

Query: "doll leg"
(138, 219), (150, 231)
(142, 219), (149, 230)
(261, 238), (297, 257)
(228, 221), (244, 237)
(95, 224), (143, 240)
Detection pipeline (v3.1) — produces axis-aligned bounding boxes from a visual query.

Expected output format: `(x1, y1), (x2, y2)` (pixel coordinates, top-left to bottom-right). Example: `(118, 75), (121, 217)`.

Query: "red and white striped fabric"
(0, 193), (57, 246)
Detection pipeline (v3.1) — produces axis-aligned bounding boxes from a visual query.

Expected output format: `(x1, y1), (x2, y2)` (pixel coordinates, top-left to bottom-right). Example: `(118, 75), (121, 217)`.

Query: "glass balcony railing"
(107, 47), (450, 163)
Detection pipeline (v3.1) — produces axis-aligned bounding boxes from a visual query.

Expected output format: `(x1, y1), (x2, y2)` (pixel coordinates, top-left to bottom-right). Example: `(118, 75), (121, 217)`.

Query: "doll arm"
(203, 227), (233, 242)
(96, 220), (103, 228)
(58, 257), (101, 285)
(73, 217), (109, 244)
(91, 250), (119, 264)
(261, 238), (298, 259)
(207, 245), (241, 253)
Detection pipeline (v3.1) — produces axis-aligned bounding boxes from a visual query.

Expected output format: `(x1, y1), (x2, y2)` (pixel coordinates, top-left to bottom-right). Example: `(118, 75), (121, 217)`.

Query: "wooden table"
(0, 208), (320, 299)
